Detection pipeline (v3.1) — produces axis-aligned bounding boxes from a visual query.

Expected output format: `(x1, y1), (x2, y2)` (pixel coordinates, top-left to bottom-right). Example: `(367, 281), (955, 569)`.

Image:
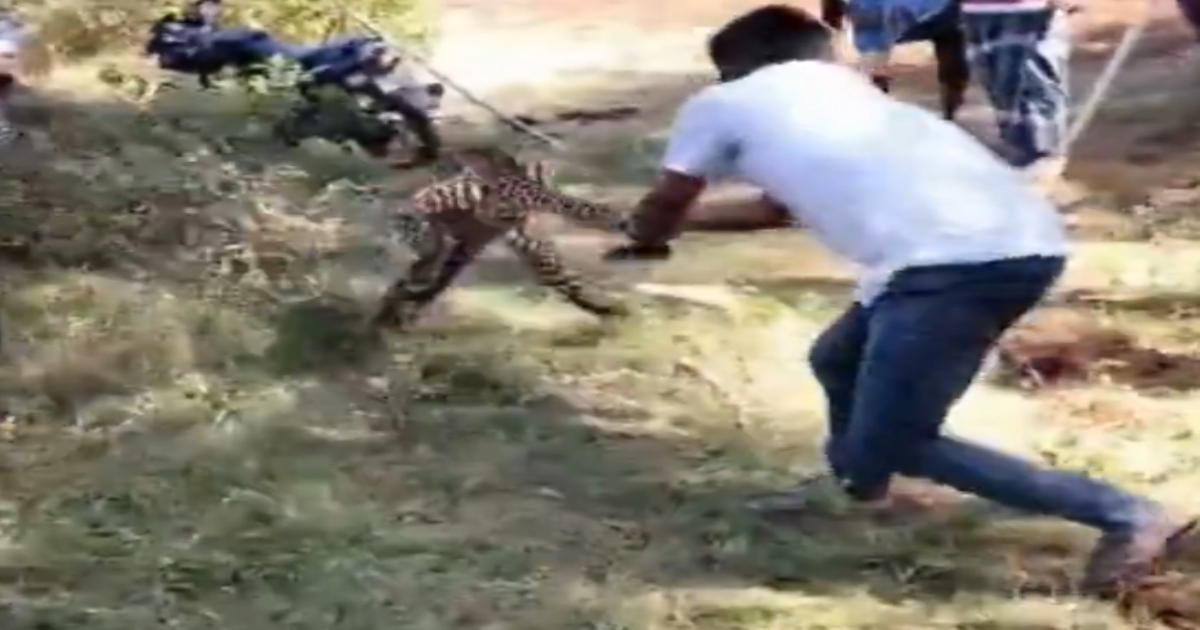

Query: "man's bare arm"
(620, 170), (707, 248)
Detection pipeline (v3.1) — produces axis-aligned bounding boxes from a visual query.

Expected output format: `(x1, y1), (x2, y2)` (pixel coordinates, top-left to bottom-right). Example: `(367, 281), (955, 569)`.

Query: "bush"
(10, 0), (435, 61)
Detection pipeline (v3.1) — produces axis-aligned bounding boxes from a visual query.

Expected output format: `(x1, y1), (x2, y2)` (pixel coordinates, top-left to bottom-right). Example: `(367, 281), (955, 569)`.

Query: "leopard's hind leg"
(502, 225), (627, 317)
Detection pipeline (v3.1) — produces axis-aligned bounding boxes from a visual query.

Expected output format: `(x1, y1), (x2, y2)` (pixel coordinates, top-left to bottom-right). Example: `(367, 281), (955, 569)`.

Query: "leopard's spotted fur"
(374, 146), (628, 328)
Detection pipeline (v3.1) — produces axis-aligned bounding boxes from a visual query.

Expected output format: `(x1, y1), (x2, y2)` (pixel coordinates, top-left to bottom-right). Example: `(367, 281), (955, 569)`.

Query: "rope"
(1060, 0), (1164, 158)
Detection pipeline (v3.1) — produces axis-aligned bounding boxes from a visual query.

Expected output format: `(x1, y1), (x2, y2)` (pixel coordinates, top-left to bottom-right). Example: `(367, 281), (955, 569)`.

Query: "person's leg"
(745, 305), (869, 512)
(807, 305), (871, 476)
(1014, 9), (1070, 174)
(961, 11), (1068, 168)
(961, 11), (1026, 163)
(829, 256), (1189, 593)
(832, 256), (1067, 500)
(895, 1), (967, 119)
(930, 15), (969, 120)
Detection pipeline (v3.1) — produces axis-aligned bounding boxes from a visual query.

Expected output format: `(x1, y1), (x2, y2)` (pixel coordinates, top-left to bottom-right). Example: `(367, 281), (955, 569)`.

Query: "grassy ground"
(3, 53), (1200, 630)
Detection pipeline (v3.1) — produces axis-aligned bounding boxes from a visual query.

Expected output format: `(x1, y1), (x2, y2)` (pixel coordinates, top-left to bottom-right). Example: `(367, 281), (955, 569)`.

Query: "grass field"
(3, 51), (1200, 630)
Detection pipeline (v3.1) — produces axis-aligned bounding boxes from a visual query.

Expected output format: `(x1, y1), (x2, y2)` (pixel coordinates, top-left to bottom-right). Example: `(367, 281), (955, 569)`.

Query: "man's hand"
(606, 170), (705, 264)
(603, 218), (674, 261)
(603, 242), (673, 262)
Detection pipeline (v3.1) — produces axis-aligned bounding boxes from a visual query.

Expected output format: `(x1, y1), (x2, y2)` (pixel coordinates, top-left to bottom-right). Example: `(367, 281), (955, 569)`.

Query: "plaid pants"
(962, 9), (1070, 166)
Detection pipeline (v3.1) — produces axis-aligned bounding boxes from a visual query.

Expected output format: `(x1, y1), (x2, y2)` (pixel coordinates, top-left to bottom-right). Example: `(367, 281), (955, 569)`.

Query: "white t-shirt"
(662, 60), (1068, 304)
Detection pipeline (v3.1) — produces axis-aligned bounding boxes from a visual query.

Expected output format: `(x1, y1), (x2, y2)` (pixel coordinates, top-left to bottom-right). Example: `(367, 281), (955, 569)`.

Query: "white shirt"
(661, 60), (1067, 304)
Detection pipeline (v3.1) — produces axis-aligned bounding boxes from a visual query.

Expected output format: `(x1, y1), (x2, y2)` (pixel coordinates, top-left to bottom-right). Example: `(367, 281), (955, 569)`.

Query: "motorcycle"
(145, 12), (445, 163)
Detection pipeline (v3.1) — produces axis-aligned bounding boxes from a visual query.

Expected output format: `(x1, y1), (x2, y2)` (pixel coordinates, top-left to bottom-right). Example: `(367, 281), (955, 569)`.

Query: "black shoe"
(1082, 516), (1199, 598)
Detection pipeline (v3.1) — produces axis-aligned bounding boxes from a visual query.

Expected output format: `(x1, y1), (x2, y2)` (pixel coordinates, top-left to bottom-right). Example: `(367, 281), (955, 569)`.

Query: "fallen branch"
(630, 282), (745, 312)
(674, 357), (749, 429)
(1060, 0), (1167, 158)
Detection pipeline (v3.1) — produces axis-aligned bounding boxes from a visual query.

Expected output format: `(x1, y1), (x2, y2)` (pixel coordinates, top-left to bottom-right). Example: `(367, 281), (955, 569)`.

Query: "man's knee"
(809, 307), (867, 385)
(808, 328), (858, 389)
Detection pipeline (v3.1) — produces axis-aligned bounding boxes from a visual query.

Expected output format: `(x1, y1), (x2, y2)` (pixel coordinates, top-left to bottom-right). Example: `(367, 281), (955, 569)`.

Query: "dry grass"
(3, 54), (1200, 630)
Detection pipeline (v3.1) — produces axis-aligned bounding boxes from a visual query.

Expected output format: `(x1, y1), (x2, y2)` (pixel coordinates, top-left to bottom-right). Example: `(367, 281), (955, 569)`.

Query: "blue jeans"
(810, 256), (1160, 533)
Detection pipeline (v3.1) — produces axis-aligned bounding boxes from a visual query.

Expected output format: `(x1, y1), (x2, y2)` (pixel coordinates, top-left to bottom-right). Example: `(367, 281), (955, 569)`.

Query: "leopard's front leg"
(374, 216), (504, 329)
(375, 215), (451, 328)
(502, 226), (628, 317)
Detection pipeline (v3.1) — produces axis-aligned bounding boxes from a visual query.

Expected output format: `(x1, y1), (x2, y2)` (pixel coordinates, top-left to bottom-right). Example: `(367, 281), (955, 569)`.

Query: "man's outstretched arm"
(607, 93), (730, 260)
(621, 170), (707, 244)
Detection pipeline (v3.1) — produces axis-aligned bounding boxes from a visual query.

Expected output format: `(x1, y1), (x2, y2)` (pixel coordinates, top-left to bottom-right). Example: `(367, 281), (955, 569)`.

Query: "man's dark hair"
(708, 4), (833, 79)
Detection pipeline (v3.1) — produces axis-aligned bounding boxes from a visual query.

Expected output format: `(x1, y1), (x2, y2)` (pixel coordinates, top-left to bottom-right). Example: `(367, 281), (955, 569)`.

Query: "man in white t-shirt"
(605, 4), (1194, 597)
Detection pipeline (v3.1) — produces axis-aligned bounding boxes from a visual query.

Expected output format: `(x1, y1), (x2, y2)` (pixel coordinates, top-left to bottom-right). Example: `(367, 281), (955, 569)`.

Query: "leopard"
(373, 146), (630, 328)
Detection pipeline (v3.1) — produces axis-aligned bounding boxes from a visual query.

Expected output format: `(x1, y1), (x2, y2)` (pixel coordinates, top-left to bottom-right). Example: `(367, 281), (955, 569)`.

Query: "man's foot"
(1081, 515), (1199, 598)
